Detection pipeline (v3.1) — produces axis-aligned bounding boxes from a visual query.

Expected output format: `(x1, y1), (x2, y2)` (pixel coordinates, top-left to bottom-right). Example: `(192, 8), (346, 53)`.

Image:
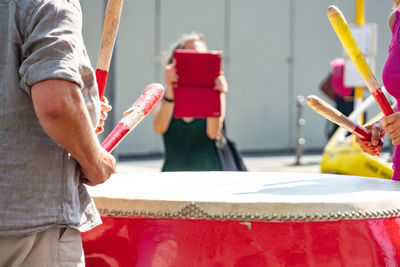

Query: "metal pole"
(355, 0), (365, 26)
(295, 95), (306, 165)
(354, 0), (365, 124)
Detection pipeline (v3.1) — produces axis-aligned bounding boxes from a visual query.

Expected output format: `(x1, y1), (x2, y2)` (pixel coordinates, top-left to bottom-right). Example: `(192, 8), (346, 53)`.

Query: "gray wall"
(81, 0), (393, 157)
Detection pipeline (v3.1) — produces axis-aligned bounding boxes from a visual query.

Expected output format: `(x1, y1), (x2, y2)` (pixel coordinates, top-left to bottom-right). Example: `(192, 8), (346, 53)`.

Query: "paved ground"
(116, 153), (322, 173)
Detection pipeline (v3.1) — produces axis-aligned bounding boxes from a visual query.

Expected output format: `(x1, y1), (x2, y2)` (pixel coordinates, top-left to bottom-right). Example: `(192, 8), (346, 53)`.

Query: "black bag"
(215, 134), (247, 171)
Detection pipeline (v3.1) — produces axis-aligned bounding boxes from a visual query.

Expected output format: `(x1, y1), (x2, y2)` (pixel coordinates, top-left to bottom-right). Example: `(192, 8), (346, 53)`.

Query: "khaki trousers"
(0, 227), (85, 267)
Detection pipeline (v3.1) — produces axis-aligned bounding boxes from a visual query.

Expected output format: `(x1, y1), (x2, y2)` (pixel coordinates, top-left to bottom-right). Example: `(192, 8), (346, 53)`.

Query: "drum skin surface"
(82, 172), (400, 266)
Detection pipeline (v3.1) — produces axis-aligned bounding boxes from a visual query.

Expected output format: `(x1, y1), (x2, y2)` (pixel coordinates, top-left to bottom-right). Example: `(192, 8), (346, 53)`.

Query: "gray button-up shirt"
(0, 0), (102, 236)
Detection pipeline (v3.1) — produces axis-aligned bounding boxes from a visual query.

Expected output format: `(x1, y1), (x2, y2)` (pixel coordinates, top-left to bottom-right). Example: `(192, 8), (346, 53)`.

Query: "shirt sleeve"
(19, 0), (85, 95)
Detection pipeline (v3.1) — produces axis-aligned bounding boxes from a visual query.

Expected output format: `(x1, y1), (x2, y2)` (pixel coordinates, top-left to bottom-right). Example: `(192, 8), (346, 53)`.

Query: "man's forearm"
(31, 79), (101, 168)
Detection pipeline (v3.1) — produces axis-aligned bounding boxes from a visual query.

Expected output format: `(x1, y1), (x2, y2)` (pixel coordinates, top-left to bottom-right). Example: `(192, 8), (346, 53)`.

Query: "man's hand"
(355, 120), (384, 156)
(80, 147), (116, 186)
(382, 112), (400, 145)
(96, 97), (112, 134)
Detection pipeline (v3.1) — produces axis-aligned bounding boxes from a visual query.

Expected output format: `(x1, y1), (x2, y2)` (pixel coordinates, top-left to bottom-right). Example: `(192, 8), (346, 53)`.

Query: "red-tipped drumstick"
(306, 95), (383, 146)
(327, 5), (394, 116)
(96, 0), (124, 100)
(101, 83), (164, 152)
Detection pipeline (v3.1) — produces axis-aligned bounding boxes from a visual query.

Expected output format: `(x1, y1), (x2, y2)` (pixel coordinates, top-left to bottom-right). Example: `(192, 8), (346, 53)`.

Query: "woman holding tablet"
(152, 32), (228, 171)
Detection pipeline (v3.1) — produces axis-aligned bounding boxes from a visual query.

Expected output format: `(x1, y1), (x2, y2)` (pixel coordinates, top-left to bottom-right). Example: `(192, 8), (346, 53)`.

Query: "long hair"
(164, 32), (207, 65)
(394, 0), (400, 8)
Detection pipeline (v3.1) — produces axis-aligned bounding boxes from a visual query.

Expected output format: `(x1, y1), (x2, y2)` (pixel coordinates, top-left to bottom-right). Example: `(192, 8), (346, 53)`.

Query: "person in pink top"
(320, 58), (354, 138)
(356, 0), (400, 180)
(330, 58), (353, 99)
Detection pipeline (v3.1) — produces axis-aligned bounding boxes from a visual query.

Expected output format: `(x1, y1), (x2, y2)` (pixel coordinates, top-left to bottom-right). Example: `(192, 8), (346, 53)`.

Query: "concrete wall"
(81, 0), (393, 157)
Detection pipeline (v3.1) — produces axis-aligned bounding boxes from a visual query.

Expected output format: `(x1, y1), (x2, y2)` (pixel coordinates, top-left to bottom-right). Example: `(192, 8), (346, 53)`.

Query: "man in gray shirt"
(0, 0), (116, 266)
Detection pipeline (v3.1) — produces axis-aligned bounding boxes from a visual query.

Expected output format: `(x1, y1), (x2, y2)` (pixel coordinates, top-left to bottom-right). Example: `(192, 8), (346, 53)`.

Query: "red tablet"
(173, 49), (222, 118)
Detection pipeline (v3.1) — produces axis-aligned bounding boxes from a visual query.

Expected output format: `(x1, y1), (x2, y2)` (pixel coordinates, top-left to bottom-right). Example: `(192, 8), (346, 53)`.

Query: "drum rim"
(94, 197), (400, 222)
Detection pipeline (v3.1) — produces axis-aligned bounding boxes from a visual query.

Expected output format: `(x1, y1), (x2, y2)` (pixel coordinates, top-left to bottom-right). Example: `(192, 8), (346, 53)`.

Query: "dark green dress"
(162, 118), (222, 171)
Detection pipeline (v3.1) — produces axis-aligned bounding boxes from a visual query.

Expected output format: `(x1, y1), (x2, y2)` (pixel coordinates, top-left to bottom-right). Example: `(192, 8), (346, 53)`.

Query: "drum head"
(87, 172), (400, 221)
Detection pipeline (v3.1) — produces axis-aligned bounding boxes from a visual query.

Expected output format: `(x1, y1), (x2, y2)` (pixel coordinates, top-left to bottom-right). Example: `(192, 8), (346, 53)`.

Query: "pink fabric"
(382, 10), (400, 180)
(329, 58), (352, 98)
(393, 147), (400, 181)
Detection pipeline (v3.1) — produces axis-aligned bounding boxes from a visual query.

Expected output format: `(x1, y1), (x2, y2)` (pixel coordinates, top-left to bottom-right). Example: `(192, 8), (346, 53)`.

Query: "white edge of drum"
(87, 172), (400, 221)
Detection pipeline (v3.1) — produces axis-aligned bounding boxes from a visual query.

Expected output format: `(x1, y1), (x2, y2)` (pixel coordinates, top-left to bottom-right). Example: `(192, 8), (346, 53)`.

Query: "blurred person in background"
(152, 32), (228, 171)
(319, 58), (354, 139)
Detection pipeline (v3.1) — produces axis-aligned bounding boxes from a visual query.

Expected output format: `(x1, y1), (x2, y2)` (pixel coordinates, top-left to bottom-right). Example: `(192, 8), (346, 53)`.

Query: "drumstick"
(327, 5), (394, 116)
(101, 83), (164, 152)
(306, 95), (382, 146)
(96, 0), (124, 100)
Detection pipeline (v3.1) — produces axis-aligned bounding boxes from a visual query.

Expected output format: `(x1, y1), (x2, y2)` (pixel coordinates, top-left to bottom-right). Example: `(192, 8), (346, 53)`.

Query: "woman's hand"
(96, 97), (112, 134)
(214, 72), (228, 94)
(164, 63), (178, 99)
(355, 121), (384, 156)
(382, 112), (400, 145)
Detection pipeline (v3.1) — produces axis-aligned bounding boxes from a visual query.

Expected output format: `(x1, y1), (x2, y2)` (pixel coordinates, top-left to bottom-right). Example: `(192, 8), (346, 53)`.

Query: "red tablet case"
(173, 49), (222, 118)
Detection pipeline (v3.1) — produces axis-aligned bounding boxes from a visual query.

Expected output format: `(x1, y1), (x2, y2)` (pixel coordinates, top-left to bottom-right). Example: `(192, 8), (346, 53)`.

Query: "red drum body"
(82, 172), (400, 266)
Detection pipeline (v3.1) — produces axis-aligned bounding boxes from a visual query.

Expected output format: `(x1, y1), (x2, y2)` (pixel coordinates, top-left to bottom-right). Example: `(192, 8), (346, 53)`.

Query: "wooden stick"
(96, 0), (124, 100)
(306, 95), (380, 144)
(101, 83), (164, 152)
(327, 5), (394, 116)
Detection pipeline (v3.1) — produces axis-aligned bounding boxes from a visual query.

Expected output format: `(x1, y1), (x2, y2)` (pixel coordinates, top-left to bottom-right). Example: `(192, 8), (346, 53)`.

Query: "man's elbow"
(32, 79), (82, 120)
(33, 93), (73, 120)
(37, 102), (69, 120)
